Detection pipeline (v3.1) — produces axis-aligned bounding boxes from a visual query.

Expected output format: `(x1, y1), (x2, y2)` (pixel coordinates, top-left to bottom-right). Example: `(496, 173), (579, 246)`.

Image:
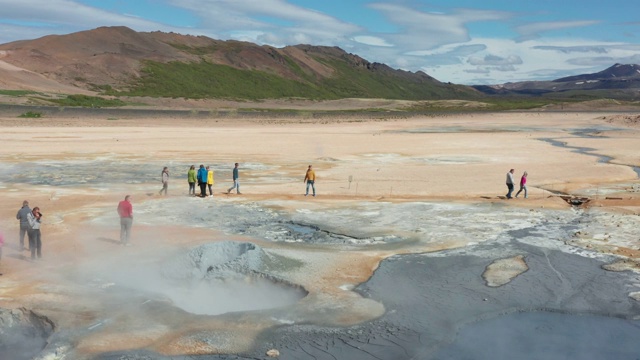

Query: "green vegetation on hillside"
(482, 98), (559, 111)
(315, 58), (475, 100)
(120, 60), (328, 100)
(18, 111), (42, 118)
(0, 90), (39, 96)
(113, 59), (479, 101)
(48, 95), (127, 107)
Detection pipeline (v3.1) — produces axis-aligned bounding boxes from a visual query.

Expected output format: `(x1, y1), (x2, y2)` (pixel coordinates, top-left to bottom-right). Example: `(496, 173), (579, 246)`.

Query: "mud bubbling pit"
(161, 241), (307, 315)
(106, 242), (307, 316)
(0, 308), (55, 360)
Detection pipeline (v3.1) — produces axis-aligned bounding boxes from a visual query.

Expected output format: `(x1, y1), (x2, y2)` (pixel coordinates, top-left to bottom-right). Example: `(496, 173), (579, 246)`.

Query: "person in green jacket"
(187, 165), (197, 196)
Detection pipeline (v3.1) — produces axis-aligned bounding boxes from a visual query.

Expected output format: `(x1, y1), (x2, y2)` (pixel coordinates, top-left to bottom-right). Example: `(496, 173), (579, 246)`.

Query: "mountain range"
(473, 63), (640, 97)
(0, 26), (638, 101)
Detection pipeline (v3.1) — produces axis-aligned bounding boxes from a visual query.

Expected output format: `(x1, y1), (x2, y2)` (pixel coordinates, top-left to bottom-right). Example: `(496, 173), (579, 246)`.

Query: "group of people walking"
(182, 163), (241, 198)
(15, 200), (43, 260)
(112, 163), (316, 247)
(505, 169), (528, 199)
(162, 162), (314, 198)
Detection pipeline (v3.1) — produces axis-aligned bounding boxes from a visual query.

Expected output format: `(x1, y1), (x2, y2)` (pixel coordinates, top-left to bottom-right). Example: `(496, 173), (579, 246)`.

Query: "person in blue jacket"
(197, 164), (208, 198)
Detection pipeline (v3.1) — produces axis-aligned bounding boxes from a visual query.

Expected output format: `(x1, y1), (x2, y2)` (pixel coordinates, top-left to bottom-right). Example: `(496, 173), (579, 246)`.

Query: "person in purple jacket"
(515, 171), (528, 198)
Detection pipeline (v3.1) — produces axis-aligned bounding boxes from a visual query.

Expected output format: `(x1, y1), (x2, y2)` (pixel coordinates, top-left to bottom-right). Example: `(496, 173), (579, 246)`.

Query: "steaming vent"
(157, 241), (307, 315)
(0, 307), (55, 360)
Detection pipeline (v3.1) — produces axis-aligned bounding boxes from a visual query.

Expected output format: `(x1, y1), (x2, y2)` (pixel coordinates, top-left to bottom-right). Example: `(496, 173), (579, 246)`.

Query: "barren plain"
(1, 109), (640, 359)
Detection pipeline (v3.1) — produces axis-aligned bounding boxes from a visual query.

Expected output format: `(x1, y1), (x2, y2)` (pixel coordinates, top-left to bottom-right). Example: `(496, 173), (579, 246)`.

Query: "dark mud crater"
(0, 307), (55, 360)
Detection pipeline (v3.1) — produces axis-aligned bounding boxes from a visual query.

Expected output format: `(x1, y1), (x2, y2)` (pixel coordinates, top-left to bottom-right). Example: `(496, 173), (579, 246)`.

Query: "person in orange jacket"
(304, 165), (316, 197)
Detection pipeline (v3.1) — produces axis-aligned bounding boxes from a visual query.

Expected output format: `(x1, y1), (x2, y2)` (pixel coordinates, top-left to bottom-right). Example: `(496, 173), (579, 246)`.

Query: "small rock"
(267, 349), (280, 357)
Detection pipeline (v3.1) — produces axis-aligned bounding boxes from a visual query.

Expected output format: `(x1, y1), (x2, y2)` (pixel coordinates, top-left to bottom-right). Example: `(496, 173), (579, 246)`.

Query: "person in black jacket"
(227, 163), (241, 194)
(16, 200), (31, 251)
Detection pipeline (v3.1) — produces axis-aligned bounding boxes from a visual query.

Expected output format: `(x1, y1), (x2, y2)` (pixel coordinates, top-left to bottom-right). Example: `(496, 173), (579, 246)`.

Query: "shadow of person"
(7, 253), (30, 262)
(6, 243), (26, 252)
(96, 237), (121, 245)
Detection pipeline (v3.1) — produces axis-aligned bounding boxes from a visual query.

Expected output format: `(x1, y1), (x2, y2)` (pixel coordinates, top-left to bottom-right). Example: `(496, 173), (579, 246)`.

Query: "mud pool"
(81, 242), (307, 316)
(2, 152), (640, 359)
(89, 236), (640, 360)
(434, 311), (640, 360)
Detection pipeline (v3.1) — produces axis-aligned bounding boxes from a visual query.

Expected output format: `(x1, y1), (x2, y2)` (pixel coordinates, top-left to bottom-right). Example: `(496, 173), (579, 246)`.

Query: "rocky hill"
(0, 26), (477, 100)
(473, 64), (640, 98)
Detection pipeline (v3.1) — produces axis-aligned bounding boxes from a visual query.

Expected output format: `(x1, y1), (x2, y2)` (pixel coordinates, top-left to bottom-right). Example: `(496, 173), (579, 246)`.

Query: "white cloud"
(533, 45), (609, 54)
(468, 54), (523, 66)
(515, 20), (600, 41)
(414, 36), (640, 84)
(169, 0), (361, 42)
(567, 54), (640, 66)
(533, 44), (640, 54)
(367, 3), (511, 51)
(352, 35), (393, 47)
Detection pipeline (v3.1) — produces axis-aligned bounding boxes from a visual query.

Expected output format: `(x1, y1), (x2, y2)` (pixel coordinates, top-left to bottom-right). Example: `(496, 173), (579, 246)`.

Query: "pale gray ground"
(15, 196), (637, 360)
(2, 151), (640, 359)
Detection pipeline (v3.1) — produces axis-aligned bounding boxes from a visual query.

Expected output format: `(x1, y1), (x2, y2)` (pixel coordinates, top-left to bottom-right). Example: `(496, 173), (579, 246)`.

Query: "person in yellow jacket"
(206, 166), (215, 197)
(304, 164), (316, 197)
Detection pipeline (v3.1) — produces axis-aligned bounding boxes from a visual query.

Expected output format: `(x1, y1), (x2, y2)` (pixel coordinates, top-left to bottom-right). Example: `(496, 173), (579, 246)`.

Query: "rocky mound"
(162, 241), (267, 282)
(603, 114), (640, 128)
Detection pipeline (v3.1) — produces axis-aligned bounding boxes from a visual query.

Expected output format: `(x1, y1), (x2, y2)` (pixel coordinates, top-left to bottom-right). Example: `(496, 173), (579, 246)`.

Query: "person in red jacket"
(117, 195), (133, 246)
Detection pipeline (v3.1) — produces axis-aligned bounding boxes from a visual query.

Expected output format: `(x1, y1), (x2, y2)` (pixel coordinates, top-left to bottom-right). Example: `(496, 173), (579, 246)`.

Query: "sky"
(1, 0), (639, 85)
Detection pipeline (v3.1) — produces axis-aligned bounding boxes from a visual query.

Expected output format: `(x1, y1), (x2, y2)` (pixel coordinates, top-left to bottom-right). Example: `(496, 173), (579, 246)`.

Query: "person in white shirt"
(27, 207), (43, 260)
(505, 169), (515, 199)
